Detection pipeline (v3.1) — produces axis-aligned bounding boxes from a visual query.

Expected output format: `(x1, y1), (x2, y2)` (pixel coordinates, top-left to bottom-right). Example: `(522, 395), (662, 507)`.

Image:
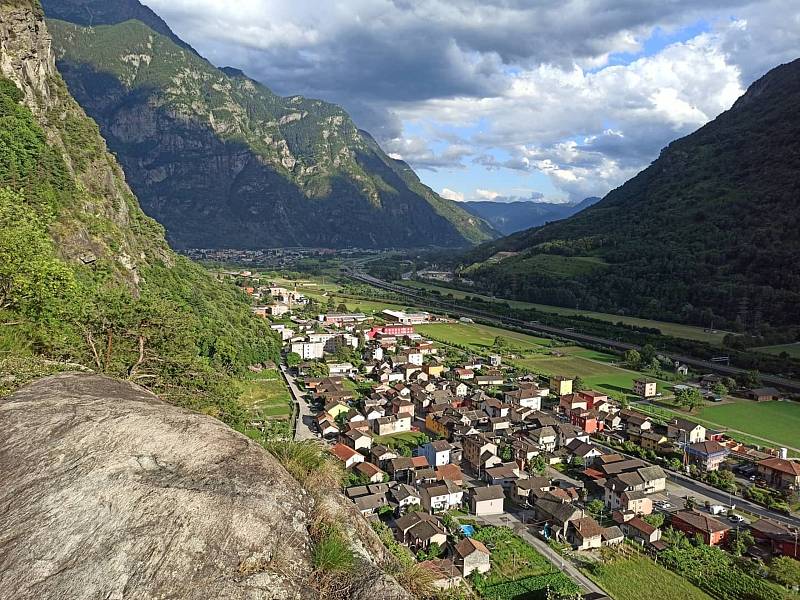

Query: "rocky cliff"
(41, 0), (496, 249)
(0, 374), (412, 599)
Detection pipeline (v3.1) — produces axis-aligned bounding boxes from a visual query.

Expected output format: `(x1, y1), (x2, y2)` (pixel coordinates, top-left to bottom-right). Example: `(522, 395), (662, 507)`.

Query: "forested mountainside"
(41, 0), (496, 249)
(462, 58), (800, 330)
(460, 197), (600, 235)
(0, 0), (279, 424)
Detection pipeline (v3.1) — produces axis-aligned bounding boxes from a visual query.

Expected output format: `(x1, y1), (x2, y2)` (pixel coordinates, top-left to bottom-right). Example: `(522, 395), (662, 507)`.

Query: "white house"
(418, 440), (453, 467)
(420, 480), (464, 512)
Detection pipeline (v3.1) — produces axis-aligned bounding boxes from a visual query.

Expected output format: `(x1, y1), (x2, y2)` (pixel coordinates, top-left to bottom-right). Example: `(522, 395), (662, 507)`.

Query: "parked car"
(728, 514), (745, 523)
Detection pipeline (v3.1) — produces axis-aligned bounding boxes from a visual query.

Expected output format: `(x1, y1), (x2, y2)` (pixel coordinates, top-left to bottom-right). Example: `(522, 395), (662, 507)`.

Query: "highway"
(347, 270), (800, 393)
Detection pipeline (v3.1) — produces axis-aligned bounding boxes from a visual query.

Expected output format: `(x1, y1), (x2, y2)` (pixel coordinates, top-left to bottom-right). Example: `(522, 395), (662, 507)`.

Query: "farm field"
(512, 353), (673, 397)
(754, 342), (800, 358)
(403, 280), (729, 344)
(416, 322), (553, 351)
(587, 555), (713, 600)
(240, 370), (292, 419)
(698, 399), (800, 450)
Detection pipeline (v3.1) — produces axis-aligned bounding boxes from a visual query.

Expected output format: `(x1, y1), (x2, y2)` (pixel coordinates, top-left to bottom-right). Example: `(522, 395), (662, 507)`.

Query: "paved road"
(474, 510), (607, 597)
(279, 365), (317, 442)
(348, 271), (800, 392)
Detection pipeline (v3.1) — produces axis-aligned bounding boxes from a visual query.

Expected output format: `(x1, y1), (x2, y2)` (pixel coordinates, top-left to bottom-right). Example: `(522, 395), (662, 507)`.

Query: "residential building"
(453, 538), (491, 576)
(392, 484), (421, 510)
(418, 440), (453, 467)
(620, 516), (662, 546)
(633, 378), (657, 398)
(330, 443), (365, 469)
(667, 418), (706, 446)
(568, 517), (604, 550)
(686, 440), (730, 472)
(670, 510), (730, 546)
(394, 512), (447, 550)
(470, 485), (505, 516)
(757, 457), (800, 489)
(354, 462), (386, 484)
(372, 415), (412, 436)
(290, 341), (325, 360)
(462, 434), (500, 472)
(420, 480), (464, 513)
(550, 376), (573, 396)
(381, 309), (430, 325)
(533, 499), (584, 541)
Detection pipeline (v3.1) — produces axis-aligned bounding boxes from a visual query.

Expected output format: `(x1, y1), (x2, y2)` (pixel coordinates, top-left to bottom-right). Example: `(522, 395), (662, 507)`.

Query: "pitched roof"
(472, 485), (505, 501)
(454, 537), (491, 557)
(669, 417), (703, 431)
(637, 466), (666, 482)
(571, 516), (604, 539)
(627, 516), (657, 536)
(536, 498), (582, 523)
(330, 443), (359, 462)
(758, 457), (800, 476)
(672, 510), (730, 534)
(602, 526), (624, 541)
(687, 440), (728, 455)
(436, 464), (463, 483)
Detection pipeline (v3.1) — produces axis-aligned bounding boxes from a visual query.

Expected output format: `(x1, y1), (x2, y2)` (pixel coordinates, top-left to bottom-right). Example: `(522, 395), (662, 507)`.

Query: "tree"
(643, 513), (665, 528)
(712, 382), (728, 397)
(500, 445), (513, 461)
(573, 376), (586, 392)
(529, 455), (547, 475)
(675, 387), (704, 412)
(493, 336), (508, 350)
(640, 344), (656, 364)
(624, 349), (641, 368)
(736, 369), (762, 388)
(726, 528), (755, 557)
(306, 361), (330, 378)
(286, 352), (301, 367)
(586, 499), (605, 519)
(769, 556), (800, 587)
(685, 495), (697, 510)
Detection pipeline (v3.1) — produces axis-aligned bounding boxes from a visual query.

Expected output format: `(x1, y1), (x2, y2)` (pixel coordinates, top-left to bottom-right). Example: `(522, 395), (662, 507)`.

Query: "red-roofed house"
(670, 510), (730, 546)
(330, 443), (365, 469)
(757, 457), (800, 490)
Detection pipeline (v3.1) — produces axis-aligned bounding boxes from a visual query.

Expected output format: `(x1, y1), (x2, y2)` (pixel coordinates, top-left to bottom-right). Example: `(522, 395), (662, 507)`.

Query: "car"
(729, 514), (745, 523)
(749, 475), (757, 481)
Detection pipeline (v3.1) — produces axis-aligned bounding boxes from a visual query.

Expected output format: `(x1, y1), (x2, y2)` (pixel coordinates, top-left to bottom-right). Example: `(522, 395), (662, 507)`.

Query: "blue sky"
(148, 0), (800, 204)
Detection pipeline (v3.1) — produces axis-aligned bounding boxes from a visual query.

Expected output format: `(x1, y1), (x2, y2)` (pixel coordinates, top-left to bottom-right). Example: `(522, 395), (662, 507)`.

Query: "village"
(241, 272), (800, 599)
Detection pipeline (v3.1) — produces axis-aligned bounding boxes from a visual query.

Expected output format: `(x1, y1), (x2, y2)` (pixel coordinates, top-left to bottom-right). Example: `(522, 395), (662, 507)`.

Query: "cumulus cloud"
(441, 188), (465, 202)
(143, 0), (800, 200)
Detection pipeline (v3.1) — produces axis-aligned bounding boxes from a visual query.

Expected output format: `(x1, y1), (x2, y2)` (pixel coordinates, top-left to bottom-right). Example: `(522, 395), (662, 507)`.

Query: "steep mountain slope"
(460, 197), (600, 234)
(41, 1), (496, 249)
(463, 59), (800, 329)
(0, 0), (278, 420)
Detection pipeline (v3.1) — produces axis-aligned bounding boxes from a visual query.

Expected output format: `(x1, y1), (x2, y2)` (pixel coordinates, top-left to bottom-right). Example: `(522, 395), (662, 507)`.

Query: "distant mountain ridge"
(460, 197), (600, 235)
(463, 58), (800, 329)
(41, 0), (497, 249)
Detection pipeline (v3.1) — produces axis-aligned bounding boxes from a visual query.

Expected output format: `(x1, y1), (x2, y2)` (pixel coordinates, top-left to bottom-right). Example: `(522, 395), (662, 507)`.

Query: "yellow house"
(550, 376), (573, 396)
(423, 364), (445, 378)
(325, 401), (351, 419)
(426, 413), (449, 438)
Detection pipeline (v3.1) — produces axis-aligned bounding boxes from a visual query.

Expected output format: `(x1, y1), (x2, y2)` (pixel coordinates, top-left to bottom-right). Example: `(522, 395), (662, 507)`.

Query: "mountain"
(40, 0), (497, 249)
(462, 59), (800, 329)
(0, 0), (279, 419)
(460, 197), (600, 235)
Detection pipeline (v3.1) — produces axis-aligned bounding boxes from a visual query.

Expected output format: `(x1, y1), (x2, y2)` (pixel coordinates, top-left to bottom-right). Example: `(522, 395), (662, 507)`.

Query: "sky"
(145, 0), (800, 204)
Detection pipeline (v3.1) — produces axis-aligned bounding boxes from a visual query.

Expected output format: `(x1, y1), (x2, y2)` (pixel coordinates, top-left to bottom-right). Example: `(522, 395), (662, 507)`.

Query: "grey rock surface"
(0, 373), (320, 599)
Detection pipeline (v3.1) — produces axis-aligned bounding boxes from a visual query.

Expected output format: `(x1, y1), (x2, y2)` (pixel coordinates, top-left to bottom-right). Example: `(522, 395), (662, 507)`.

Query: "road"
(279, 365), (317, 442)
(474, 509), (607, 597)
(347, 270), (800, 393)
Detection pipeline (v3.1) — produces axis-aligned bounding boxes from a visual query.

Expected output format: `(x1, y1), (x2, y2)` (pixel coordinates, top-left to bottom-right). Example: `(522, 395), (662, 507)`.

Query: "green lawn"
(416, 322), (552, 351)
(404, 280), (729, 344)
(240, 370), (292, 419)
(754, 342), (800, 358)
(588, 555), (713, 600)
(373, 431), (429, 445)
(471, 527), (556, 583)
(511, 353), (672, 397)
(698, 399), (800, 450)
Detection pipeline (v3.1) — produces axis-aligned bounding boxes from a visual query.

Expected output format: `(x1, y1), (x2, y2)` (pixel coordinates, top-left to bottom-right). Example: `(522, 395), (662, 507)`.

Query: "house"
(750, 518), (800, 559)
(391, 484), (422, 510)
(455, 368), (475, 381)
(470, 485), (505, 516)
(620, 516), (662, 546)
(633, 378), (657, 398)
(324, 401), (351, 420)
(317, 416), (339, 437)
(394, 512), (447, 550)
(418, 440), (453, 467)
(550, 376), (573, 396)
(484, 462), (527, 490)
(342, 429), (373, 452)
(371, 444), (398, 467)
(475, 372), (504, 386)
(749, 387), (781, 402)
(534, 498), (584, 541)
(686, 440), (730, 472)
(528, 426), (557, 453)
(566, 439), (603, 465)
(381, 309), (429, 325)
(504, 384), (547, 410)
(568, 516), (604, 550)
(330, 443), (365, 469)
(462, 434), (500, 471)
(453, 537), (491, 576)
(757, 457), (800, 490)
(570, 409), (604, 434)
(619, 409), (652, 431)
(353, 492), (388, 515)
(628, 428), (669, 453)
(420, 480), (464, 513)
(291, 341), (326, 360)
(667, 417), (706, 446)
(327, 362), (357, 377)
(436, 464), (464, 486)
(419, 559), (463, 590)
(670, 510), (730, 545)
(559, 394), (587, 414)
(512, 477), (551, 505)
(354, 461), (386, 484)
(372, 414), (412, 436)
(601, 526), (625, 546)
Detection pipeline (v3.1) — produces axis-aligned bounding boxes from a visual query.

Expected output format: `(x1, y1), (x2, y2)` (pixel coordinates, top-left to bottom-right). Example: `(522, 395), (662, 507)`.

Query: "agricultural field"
(698, 399), (800, 451)
(416, 322), (552, 352)
(587, 554), (713, 600)
(240, 370), (292, 419)
(404, 280), (729, 344)
(754, 342), (800, 358)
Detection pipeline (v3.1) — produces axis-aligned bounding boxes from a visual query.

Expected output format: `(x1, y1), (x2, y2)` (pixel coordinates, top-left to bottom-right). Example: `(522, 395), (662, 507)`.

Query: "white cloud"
(475, 189), (501, 200)
(441, 188), (465, 201)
